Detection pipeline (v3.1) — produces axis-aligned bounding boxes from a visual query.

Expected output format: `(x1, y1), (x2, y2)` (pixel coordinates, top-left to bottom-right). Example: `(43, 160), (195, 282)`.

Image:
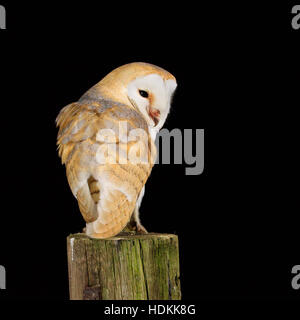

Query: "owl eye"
(139, 90), (149, 98)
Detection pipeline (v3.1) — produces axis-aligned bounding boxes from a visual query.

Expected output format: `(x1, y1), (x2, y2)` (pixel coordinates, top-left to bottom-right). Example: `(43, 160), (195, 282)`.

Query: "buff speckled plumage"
(56, 63), (175, 238)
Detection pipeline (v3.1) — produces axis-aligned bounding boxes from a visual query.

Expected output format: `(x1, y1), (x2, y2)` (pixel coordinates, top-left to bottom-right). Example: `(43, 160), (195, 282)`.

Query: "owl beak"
(148, 107), (160, 127)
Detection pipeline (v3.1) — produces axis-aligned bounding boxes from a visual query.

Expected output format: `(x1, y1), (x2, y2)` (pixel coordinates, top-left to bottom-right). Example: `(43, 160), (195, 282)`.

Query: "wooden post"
(67, 233), (181, 300)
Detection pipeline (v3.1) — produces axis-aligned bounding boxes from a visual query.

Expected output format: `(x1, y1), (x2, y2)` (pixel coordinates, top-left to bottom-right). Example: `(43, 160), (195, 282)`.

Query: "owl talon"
(136, 224), (148, 234)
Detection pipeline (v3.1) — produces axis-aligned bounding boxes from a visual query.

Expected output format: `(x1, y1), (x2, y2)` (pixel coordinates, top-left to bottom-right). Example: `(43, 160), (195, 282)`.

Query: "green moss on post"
(67, 233), (181, 300)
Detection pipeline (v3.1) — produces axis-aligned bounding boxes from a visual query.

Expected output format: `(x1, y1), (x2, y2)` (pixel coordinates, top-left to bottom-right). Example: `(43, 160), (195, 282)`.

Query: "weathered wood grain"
(67, 233), (181, 300)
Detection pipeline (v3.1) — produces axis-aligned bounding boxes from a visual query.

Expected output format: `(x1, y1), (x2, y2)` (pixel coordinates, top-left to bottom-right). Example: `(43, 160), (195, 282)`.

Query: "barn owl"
(56, 62), (177, 238)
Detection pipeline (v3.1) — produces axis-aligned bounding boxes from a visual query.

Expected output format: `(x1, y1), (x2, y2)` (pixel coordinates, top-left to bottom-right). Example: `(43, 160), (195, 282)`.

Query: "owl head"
(83, 62), (177, 131)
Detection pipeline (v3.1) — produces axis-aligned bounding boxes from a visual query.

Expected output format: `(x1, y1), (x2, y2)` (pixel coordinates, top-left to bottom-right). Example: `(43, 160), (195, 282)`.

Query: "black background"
(0, 1), (299, 302)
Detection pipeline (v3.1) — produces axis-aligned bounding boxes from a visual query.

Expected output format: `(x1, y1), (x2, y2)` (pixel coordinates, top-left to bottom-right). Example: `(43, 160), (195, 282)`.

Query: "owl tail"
(85, 192), (135, 239)
(78, 177), (135, 239)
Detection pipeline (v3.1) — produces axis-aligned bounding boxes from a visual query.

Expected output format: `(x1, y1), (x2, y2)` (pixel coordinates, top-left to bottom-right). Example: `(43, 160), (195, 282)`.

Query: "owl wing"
(56, 100), (156, 238)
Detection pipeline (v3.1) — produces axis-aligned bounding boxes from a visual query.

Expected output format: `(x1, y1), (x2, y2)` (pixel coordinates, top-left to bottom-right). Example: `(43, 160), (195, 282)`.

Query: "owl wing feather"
(56, 99), (156, 238)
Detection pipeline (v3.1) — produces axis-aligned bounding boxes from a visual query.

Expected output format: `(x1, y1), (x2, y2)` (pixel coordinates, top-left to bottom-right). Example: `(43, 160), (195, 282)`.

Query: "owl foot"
(123, 220), (148, 234)
(136, 223), (148, 234)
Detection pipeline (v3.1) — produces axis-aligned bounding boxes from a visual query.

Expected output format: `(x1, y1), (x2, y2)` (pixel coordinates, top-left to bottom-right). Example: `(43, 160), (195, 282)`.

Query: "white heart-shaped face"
(127, 74), (177, 131)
